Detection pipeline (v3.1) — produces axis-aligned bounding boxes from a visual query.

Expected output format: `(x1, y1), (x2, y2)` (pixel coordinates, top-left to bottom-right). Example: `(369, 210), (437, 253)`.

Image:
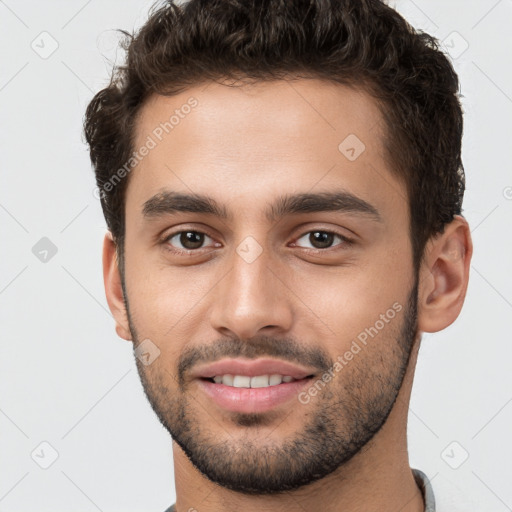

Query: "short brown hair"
(84, 0), (465, 275)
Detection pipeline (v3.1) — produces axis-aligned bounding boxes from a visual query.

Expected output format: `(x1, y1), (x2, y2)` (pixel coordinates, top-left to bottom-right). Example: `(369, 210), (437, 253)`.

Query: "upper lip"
(191, 358), (316, 380)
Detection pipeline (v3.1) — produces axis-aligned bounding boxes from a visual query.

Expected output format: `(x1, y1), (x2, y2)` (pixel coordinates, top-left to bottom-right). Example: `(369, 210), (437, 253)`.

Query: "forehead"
(127, 78), (404, 222)
(133, 78), (385, 159)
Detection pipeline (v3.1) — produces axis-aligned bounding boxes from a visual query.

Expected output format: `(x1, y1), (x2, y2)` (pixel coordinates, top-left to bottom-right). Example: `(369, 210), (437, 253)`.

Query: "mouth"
(201, 373), (313, 387)
(192, 358), (317, 414)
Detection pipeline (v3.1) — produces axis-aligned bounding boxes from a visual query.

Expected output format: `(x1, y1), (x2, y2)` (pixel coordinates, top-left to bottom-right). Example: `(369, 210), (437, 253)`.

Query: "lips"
(191, 357), (316, 380)
(192, 358), (316, 414)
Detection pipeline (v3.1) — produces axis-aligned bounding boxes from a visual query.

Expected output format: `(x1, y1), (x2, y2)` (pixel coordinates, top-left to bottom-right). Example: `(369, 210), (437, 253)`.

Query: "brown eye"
(309, 231), (335, 249)
(166, 231), (212, 251)
(294, 230), (352, 250)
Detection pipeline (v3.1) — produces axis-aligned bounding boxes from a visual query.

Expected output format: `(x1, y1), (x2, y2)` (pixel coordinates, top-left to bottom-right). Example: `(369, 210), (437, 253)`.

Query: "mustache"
(177, 335), (333, 387)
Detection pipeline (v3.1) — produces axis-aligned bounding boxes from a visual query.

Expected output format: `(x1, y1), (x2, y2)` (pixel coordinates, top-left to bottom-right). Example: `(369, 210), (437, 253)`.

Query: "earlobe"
(417, 216), (473, 333)
(102, 231), (132, 341)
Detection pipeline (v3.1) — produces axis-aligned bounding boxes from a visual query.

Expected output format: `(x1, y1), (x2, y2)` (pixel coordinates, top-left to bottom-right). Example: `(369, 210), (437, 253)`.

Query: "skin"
(102, 78), (472, 512)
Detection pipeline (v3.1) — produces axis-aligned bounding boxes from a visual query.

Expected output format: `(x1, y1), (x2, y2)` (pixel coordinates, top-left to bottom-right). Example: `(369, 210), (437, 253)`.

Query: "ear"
(102, 231), (132, 341)
(417, 215), (473, 333)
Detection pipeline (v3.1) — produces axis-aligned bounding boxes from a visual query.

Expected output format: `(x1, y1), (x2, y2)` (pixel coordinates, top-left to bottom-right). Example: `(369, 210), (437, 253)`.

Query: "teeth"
(269, 374), (283, 386)
(251, 375), (269, 388)
(222, 374), (234, 386)
(233, 375), (251, 388)
(211, 374), (297, 388)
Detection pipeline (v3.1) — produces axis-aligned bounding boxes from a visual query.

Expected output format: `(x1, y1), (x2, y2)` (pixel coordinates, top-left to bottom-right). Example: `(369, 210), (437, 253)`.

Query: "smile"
(208, 374), (298, 388)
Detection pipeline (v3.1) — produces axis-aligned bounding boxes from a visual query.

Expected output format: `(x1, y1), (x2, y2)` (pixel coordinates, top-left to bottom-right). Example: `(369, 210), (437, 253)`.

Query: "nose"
(209, 244), (294, 341)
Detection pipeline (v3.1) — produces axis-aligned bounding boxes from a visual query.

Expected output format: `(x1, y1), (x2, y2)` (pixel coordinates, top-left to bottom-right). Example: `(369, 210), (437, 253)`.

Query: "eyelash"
(160, 228), (354, 255)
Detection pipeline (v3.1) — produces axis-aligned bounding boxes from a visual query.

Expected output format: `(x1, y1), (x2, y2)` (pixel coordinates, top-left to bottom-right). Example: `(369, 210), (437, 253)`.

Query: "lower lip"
(197, 378), (312, 414)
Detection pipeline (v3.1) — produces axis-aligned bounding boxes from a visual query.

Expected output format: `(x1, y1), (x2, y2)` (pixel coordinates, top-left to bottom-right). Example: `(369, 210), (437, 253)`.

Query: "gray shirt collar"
(413, 467), (436, 512)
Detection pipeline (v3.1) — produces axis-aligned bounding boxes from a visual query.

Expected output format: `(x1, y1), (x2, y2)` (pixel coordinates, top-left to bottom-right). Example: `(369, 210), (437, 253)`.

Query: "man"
(84, 0), (472, 510)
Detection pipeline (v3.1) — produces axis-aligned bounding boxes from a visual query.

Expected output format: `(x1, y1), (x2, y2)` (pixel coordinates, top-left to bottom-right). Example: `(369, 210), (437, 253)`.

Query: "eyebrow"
(142, 190), (382, 223)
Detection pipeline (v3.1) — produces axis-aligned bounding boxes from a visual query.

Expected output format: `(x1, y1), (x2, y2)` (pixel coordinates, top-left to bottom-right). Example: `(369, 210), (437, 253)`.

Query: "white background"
(0, 1), (511, 511)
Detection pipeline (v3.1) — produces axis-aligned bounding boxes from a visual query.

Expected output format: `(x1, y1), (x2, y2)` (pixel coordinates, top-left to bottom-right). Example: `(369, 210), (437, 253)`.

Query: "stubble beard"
(126, 277), (419, 495)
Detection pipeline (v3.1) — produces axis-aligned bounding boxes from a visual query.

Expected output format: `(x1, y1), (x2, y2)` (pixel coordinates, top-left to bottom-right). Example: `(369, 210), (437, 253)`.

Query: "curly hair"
(84, 0), (465, 275)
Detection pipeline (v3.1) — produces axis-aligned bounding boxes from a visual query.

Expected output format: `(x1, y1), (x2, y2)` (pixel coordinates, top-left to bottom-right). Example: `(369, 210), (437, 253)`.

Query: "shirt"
(163, 467), (436, 512)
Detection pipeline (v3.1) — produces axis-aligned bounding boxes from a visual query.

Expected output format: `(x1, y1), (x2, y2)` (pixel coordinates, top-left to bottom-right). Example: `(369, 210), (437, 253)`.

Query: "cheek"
(124, 253), (218, 337)
(287, 261), (411, 354)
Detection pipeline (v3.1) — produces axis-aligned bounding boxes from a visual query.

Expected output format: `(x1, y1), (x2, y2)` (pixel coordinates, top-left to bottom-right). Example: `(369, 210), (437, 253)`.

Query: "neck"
(172, 337), (425, 512)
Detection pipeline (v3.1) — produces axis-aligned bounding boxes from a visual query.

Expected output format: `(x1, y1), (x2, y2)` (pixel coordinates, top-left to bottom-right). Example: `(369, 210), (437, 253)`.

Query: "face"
(120, 79), (419, 493)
